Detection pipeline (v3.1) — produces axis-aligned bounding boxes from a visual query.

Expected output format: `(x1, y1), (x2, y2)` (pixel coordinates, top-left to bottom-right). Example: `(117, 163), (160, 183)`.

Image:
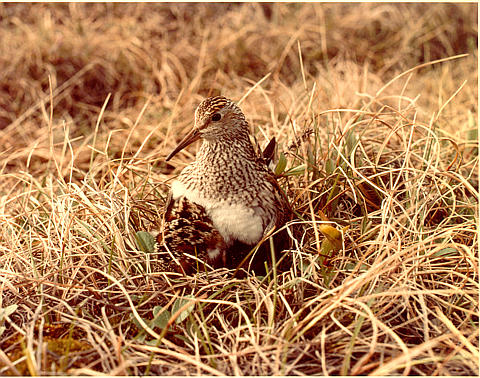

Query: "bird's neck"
(196, 134), (258, 166)
(177, 134), (263, 200)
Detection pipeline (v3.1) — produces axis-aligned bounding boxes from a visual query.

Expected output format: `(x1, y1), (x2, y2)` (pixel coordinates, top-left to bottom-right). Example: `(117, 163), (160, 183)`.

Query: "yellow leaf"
(318, 224), (343, 251)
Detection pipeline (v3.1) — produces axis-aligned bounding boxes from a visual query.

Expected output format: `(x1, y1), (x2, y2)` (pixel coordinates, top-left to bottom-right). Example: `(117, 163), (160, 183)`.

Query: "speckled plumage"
(158, 96), (291, 274)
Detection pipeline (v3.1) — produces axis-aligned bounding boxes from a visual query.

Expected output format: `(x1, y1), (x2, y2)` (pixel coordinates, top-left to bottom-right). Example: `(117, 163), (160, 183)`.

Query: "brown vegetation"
(0, 3), (478, 375)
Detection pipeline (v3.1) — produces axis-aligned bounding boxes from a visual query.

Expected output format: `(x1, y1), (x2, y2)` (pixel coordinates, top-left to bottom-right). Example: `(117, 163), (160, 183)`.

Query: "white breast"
(208, 204), (263, 245)
(171, 180), (264, 246)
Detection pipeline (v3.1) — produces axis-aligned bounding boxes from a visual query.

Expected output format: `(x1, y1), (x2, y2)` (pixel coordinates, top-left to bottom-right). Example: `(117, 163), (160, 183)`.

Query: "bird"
(157, 96), (291, 274)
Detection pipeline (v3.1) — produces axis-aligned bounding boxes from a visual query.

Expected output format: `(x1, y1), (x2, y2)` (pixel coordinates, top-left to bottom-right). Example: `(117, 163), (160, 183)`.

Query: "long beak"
(165, 127), (201, 161)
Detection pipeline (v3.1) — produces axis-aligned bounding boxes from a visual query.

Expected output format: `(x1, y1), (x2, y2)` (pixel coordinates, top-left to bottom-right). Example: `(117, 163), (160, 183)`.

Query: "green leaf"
(468, 110), (476, 130)
(284, 164), (307, 176)
(0, 304), (18, 337)
(320, 239), (334, 258)
(325, 158), (336, 174)
(361, 216), (371, 234)
(467, 111), (478, 146)
(135, 231), (157, 253)
(172, 295), (195, 324)
(152, 306), (171, 329)
(344, 263), (369, 272)
(173, 334), (190, 344)
(0, 304), (17, 319)
(433, 247), (457, 257)
(134, 332), (146, 343)
(131, 313), (150, 330)
(274, 152), (287, 175)
(345, 130), (357, 154)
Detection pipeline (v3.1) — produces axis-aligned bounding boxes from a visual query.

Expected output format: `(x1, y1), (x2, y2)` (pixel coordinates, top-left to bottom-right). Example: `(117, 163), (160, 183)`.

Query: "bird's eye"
(211, 113), (222, 122)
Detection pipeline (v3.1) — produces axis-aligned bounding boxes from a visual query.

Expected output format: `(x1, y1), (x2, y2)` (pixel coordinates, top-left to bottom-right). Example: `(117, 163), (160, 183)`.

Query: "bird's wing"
(266, 173), (293, 228)
(250, 135), (277, 169)
(159, 194), (228, 272)
(262, 137), (276, 166)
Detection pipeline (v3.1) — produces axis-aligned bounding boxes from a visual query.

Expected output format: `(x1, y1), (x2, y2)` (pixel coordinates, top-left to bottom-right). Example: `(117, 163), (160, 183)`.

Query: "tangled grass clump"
(0, 2), (477, 376)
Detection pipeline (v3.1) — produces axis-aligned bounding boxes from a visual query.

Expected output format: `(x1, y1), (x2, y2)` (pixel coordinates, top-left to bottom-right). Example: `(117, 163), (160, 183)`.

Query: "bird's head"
(166, 96), (248, 161)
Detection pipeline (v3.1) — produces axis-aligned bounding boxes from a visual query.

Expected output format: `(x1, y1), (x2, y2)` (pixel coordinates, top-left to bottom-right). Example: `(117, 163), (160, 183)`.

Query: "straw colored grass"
(0, 3), (478, 376)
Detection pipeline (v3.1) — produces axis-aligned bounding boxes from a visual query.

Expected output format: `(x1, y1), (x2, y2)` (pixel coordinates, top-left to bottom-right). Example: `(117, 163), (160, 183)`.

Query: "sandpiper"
(158, 96), (291, 274)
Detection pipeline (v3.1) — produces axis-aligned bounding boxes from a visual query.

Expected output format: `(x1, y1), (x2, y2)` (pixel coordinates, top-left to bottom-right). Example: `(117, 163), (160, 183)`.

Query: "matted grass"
(0, 3), (478, 376)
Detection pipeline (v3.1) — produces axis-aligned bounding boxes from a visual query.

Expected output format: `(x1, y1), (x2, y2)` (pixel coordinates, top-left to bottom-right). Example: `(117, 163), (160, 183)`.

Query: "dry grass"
(0, 3), (478, 376)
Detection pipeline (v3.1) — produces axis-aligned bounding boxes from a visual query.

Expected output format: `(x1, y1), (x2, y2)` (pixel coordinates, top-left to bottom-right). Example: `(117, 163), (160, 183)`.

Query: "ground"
(0, 3), (478, 376)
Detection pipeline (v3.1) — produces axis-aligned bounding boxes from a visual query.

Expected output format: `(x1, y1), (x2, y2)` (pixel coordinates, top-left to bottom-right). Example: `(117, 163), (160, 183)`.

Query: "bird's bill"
(165, 128), (201, 161)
